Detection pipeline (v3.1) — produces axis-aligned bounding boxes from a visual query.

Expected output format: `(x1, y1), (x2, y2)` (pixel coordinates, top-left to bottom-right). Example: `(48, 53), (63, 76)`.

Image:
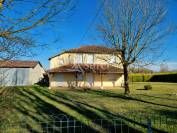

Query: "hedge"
(129, 73), (177, 83)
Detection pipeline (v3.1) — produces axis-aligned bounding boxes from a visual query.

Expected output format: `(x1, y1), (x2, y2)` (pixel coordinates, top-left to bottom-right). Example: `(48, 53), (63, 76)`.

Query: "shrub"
(129, 74), (153, 82)
(83, 87), (91, 92)
(129, 73), (177, 83)
(144, 85), (152, 90)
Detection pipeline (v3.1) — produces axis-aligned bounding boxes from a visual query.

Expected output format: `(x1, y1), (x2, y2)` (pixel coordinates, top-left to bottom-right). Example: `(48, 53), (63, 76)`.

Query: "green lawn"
(0, 82), (177, 133)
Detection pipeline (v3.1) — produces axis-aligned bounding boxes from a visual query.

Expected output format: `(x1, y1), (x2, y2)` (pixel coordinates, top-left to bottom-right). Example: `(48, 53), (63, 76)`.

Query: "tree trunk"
(75, 72), (78, 87)
(123, 63), (130, 94)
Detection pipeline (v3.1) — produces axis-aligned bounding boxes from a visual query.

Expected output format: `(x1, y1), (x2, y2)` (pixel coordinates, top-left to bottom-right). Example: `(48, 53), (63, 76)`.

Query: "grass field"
(0, 82), (177, 132)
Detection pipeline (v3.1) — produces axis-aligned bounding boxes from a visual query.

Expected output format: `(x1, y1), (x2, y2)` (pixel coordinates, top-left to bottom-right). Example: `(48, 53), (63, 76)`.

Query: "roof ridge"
(0, 60), (40, 68)
(0, 60), (39, 63)
(49, 45), (121, 60)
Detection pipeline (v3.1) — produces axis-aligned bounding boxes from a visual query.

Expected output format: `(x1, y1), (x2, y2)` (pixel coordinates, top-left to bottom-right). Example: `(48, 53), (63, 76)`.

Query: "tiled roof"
(48, 64), (123, 74)
(65, 45), (118, 53)
(0, 60), (40, 68)
(49, 45), (121, 60)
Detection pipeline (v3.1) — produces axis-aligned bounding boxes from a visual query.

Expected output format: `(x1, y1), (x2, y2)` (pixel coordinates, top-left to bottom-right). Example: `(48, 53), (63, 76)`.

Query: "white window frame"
(109, 55), (116, 64)
(76, 53), (83, 64)
(59, 58), (64, 65)
(87, 54), (94, 64)
(68, 55), (71, 64)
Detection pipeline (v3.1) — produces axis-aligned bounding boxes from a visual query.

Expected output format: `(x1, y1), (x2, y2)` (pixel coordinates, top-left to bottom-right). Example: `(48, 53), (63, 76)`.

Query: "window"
(109, 55), (116, 64)
(68, 55), (71, 64)
(108, 74), (117, 81)
(76, 54), (83, 64)
(59, 58), (64, 65)
(77, 73), (83, 81)
(87, 54), (94, 64)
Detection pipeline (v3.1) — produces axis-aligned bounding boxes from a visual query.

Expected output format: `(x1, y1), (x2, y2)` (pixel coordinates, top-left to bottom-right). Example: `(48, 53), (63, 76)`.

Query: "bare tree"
(0, 0), (73, 121)
(0, 0), (73, 59)
(98, 0), (173, 94)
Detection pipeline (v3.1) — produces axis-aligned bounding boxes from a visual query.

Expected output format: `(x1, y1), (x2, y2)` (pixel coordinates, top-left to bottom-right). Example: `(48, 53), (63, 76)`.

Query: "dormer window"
(76, 54), (83, 64)
(87, 54), (94, 64)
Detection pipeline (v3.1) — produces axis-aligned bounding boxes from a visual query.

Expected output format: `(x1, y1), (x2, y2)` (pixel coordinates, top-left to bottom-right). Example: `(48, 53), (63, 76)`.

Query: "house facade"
(0, 60), (45, 86)
(48, 45), (124, 88)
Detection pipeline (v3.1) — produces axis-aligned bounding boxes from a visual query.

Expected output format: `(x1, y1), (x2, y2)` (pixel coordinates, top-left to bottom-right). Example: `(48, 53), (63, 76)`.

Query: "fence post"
(114, 120), (116, 133)
(147, 118), (152, 133)
(73, 120), (76, 133)
(67, 119), (69, 133)
(60, 120), (62, 133)
(46, 122), (48, 133)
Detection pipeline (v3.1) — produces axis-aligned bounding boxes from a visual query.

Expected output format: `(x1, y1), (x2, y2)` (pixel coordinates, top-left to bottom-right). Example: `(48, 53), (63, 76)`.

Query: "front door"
(87, 73), (93, 87)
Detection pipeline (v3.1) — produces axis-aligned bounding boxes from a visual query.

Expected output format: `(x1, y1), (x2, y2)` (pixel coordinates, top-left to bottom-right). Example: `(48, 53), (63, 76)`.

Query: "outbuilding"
(0, 60), (45, 86)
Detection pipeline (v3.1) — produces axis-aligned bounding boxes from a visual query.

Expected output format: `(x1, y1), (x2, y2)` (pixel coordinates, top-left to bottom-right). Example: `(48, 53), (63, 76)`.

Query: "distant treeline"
(129, 72), (177, 82)
(129, 67), (154, 74)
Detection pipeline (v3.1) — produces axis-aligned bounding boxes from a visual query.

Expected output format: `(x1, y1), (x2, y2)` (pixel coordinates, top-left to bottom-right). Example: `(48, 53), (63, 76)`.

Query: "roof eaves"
(48, 52), (65, 60)
(48, 51), (122, 60)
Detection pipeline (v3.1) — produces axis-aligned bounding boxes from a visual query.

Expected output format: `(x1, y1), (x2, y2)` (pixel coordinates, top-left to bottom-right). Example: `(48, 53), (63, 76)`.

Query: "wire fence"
(0, 113), (177, 133)
(125, 112), (177, 133)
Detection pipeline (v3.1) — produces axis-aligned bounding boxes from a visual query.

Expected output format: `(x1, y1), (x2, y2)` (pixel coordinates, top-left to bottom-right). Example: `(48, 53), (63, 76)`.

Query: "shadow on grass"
(0, 87), (17, 123)
(136, 89), (148, 90)
(1, 86), (172, 133)
(155, 109), (177, 120)
(140, 94), (177, 101)
(32, 86), (168, 133)
(32, 87), (142, 133)
(12, 88), (99, 133)
(82, 89), (177, 109)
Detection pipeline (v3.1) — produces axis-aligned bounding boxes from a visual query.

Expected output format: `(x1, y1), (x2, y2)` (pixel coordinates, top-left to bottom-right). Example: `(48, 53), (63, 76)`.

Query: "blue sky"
(21, 0), (177, 71)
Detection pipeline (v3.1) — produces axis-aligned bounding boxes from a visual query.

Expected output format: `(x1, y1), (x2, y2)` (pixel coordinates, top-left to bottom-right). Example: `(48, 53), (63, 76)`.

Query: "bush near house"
(129, 72), (177, 82)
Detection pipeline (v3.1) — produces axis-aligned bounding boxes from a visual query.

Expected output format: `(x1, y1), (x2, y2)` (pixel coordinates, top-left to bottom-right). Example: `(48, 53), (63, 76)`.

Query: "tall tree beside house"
(98, 0), (173, 94)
